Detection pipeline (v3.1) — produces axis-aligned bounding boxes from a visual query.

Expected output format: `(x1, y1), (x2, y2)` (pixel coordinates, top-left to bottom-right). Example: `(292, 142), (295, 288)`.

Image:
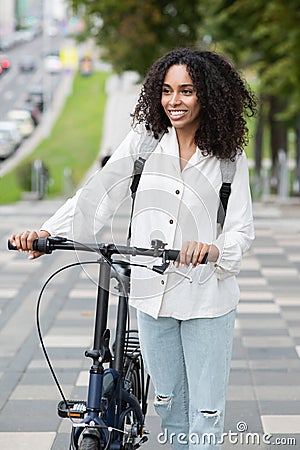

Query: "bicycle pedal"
(57, 400), (87, 419)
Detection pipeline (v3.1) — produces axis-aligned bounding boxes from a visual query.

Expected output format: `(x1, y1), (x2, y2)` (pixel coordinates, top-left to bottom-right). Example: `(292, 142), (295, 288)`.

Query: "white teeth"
(169, 110), (186, 117)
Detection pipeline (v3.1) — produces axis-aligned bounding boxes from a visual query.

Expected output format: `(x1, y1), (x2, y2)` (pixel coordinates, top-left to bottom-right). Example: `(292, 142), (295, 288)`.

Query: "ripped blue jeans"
(137, 309), (236, 449)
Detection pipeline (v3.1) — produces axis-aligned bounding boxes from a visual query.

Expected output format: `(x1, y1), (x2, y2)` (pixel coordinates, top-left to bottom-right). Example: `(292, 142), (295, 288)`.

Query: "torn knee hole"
(154, 394), (173, 407)
(200, 410), (221, 425)
(201, 410), (218, 416)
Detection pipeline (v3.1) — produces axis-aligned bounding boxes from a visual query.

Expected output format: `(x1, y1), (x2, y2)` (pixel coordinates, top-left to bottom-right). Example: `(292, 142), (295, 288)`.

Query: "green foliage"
(16, 161), (33, 191)
(70, 0), (202, 76)
(0, 171), (22, 204)
(207, 0), (300, 124)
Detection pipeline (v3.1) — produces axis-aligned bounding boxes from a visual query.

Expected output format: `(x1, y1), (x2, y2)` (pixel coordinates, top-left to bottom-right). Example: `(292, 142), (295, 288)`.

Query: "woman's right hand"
(9, 230), (51, 259)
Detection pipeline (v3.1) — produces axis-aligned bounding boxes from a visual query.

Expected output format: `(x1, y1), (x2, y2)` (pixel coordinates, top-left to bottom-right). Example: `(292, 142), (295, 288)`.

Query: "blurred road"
(0, 32), (63, 119)
(0, 71), (300, 449)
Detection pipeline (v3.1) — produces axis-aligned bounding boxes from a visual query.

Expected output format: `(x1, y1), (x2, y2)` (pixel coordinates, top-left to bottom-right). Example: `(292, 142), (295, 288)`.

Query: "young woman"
(10, 48), (256, 448)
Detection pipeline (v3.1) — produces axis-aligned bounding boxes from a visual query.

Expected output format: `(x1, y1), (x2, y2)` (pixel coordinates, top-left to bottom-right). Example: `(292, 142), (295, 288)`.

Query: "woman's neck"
(175, 128), (197, 153)
(175, 128), (197, 170)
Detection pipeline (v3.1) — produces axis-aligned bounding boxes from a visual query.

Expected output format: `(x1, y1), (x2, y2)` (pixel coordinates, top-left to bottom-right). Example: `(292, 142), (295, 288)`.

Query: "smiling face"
(161, 64), (201, 134)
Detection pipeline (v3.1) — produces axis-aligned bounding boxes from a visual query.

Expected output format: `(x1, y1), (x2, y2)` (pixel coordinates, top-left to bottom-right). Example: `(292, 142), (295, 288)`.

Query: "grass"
(0, 70), (110, 204)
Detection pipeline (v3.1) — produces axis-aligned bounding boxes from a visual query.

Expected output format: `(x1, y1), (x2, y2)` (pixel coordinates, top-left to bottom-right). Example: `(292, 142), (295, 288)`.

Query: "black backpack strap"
(127, 130), (165, 243)
(130, 157), (147, 200)
(217, 158), (236, 235)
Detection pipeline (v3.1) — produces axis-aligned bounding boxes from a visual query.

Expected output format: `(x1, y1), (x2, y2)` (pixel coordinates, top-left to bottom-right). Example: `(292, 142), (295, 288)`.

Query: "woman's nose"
(169, 92), (181, 106)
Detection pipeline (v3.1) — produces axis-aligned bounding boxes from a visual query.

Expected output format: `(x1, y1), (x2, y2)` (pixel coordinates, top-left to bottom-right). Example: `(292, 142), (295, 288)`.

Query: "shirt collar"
(160, 127), (205, 170)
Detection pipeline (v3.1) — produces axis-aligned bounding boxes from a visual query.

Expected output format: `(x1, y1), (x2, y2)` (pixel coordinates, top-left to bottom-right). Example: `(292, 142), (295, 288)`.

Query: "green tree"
(207, 0), (300, 116)
(206, 0), (300, 191)
(70, 0), (202, 76)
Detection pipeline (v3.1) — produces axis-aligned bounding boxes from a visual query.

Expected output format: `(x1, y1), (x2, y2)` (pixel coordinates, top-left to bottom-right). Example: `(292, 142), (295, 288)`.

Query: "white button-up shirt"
(41, 126), (254, 319)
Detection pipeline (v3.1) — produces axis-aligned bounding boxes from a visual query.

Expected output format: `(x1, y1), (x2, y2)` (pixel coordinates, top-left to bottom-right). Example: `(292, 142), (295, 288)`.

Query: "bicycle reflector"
(58, 400), (87, 419)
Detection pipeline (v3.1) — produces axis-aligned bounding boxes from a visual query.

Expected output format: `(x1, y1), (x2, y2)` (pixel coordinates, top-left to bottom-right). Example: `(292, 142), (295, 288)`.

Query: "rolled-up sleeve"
(40, 188), (83, 237)
(212, 152), (255, 279)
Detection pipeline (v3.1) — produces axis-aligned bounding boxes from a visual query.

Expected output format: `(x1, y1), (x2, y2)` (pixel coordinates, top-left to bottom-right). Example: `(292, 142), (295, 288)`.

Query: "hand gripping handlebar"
(7, 236), (208, 270)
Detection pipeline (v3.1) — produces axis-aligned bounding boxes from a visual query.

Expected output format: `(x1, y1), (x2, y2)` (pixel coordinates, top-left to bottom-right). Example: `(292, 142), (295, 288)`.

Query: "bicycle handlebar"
(8, 236), (208, 269)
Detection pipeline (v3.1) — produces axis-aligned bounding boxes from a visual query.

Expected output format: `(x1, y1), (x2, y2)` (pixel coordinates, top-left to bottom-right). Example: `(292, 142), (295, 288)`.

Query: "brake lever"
(152, 249), (170, 274)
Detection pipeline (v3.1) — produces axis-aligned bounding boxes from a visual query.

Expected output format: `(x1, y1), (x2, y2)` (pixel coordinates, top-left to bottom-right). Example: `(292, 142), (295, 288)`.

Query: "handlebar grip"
(32, 238), (51, 253)
(8, 238), (51, 253)
(167, 250), (208, 264)
(7, 240), (18, 250)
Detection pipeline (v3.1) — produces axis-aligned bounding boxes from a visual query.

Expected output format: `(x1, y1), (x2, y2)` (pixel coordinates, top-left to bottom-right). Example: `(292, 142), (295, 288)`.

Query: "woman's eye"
(183, 89), (193, 95)
(162, 88), (171, 94)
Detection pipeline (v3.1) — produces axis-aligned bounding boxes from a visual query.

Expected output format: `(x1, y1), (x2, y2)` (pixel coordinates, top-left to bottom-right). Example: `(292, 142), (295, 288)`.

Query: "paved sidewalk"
(1, 199), (300, 449)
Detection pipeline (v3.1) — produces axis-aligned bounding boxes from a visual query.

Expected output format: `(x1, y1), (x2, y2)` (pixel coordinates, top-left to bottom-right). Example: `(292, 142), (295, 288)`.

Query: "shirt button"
(169, 219), (174, 224)
(175, 189), (180, 195)
(161, 280), (165, 285)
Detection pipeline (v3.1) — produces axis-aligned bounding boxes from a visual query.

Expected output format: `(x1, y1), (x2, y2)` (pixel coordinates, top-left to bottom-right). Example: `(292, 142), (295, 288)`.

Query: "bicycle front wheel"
(78, 435), (100, 450)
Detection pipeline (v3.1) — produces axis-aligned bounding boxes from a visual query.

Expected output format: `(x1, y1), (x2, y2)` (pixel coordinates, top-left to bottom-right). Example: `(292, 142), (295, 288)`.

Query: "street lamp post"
(42, 0), (52, 136)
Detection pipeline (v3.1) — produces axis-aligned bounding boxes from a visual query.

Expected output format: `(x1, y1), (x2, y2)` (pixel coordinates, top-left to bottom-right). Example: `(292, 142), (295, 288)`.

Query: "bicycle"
(9, 236), (206, 450)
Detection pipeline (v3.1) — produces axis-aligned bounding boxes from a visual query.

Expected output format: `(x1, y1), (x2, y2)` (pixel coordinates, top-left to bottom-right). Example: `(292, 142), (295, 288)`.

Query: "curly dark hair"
(132, 48), (257, 159)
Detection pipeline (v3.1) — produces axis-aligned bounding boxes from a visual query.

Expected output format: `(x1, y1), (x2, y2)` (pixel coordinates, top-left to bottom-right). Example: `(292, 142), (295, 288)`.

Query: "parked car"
(44, 51), (62, 74)
(0, 131), (16, 160)
(0, 121), (22, 151)
(14, 29), (35, 44)
(19, 55), (36, 72)
(15, 103), (41, 127)
(25, 88), (44, 112)
(0, 54), (10, 72)
(6, 110), (35, 138)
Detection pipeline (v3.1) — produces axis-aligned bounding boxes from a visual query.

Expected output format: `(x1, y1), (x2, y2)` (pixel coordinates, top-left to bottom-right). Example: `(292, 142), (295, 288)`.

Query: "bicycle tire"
(78, 435), (100, 450)
(122, 331), (142, 402)
(120, 362), (144, 450)
(129, 360), (141, 401)
(120, 407), (139, 450)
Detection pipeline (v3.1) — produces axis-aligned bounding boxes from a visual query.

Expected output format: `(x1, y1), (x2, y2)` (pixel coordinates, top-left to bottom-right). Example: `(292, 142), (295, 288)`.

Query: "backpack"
(127, 130), (236, 243)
